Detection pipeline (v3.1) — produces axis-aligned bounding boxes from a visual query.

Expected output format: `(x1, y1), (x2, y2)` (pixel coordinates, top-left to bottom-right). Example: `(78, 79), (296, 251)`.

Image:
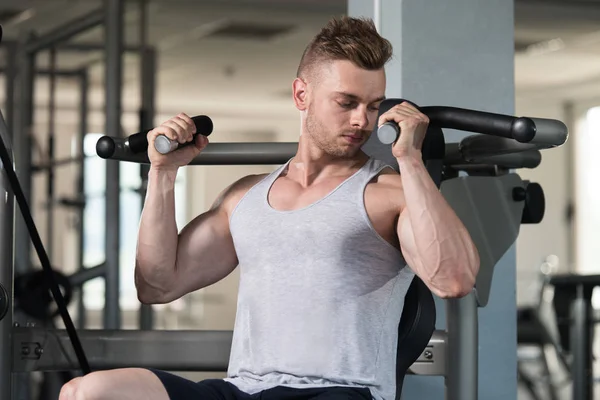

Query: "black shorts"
(150, 369), (372, 400)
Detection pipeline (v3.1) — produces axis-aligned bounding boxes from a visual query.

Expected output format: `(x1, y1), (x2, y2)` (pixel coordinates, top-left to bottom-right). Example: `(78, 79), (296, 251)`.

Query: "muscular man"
(60, 16), (479, 400)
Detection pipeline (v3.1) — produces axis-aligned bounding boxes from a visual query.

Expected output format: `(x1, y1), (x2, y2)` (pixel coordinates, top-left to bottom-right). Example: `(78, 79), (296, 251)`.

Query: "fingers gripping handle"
(154, 115), (213, 155)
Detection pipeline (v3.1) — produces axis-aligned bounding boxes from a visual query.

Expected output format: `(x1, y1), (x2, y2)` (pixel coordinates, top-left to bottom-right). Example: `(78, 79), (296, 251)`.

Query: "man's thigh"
(60, 368), (251, 400)
(261, 385), (372, 400)
(150, 369), (252, 400)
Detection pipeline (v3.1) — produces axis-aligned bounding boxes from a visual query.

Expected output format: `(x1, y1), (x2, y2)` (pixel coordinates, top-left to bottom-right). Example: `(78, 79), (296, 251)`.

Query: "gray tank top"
(224, 157), (415, 400)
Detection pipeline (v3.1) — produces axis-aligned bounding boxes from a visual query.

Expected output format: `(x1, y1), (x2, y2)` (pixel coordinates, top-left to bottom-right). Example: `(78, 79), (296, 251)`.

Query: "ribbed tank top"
(224, 157), (415, 400)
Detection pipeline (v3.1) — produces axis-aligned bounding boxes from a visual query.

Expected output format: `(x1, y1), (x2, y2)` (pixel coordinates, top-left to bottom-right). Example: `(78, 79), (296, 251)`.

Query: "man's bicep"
(170, 207), (239, 298)
(165, 173), (264, 300)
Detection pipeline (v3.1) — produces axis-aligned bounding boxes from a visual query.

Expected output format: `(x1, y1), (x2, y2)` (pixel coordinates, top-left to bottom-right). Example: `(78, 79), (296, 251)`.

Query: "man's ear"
(292, 78), (308, 111)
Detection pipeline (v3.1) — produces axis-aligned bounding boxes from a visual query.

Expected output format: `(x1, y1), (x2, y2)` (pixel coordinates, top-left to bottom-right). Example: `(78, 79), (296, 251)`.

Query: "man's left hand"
(378, 102), (430, 160)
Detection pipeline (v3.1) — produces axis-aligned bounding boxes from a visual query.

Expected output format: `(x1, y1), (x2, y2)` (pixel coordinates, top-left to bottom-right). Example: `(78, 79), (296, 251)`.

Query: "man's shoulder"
(218, 173), (270, 212)
(364, 163), (404, 211)
(371, 164), (402, 189)
(231, 173), (270, 193)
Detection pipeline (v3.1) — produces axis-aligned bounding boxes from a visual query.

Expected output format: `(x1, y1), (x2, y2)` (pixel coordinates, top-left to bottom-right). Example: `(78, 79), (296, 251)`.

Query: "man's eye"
(339, 102), (354, 108)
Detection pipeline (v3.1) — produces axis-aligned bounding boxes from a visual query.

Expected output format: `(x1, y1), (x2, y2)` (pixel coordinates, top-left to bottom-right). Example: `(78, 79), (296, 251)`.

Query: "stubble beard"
(305, 109), (362, 159)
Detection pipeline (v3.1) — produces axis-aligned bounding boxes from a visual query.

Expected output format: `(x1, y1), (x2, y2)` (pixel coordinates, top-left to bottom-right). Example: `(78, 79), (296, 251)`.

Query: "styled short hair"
(297, 16), (393, 79)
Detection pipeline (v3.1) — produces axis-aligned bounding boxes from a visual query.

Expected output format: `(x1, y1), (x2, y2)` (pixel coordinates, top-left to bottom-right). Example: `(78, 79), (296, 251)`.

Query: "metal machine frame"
(2, 111), (567, 400)
(0, 2), (571, 400)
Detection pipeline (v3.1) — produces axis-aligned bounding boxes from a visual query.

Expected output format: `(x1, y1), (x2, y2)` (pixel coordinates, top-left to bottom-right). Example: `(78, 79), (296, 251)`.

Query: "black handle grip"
(129, 115), (213, 153)
(422, 106), (536, 143)
(97, 115), (214, 158)
(375, 99), (568, 147)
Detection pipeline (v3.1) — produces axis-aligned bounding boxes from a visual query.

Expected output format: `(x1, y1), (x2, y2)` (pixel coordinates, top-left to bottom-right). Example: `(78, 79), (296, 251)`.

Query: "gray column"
(104, 0), (124, 329)
(348, 1), (516, 399)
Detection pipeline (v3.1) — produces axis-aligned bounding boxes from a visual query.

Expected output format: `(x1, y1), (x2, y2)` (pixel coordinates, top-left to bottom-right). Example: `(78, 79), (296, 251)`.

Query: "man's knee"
(58, 368), (168, 400)
(59, 376), (83, 400)
(58, 372), (113, 400)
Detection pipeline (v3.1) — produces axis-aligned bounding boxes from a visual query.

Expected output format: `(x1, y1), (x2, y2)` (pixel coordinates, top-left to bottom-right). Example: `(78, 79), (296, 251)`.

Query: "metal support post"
(47, 47), (57, 262)
(77, 69), (89, 329)
(138, 0), (155, 330)
(4, 42), (17, 136)
(562, 101), (575, 270)
(14, 38), (36, 277)
(0, 110), (14, 400)
(104, 0), (124, 329)
(445, 292), (478, 400)
(571, 284), (592, 400)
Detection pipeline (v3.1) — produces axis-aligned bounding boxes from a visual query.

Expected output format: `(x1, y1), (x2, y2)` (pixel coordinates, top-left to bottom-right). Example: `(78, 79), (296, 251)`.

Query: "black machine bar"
(25, 9), (104, 54)
(69, 263), (106, 288)
(97, 138), (541, 171)
(458, 135), (544, 159)
(444, 140), (542, 169)
(13, 328), (233, 372)
(97, 104), (568, 165)
(97, 140), (299, 165)
(12, 327), (445, 374)
(422, 106), (568, 146)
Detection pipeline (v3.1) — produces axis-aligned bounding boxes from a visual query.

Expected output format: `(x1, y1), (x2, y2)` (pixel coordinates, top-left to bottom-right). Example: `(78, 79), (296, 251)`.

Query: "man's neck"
(286, 137), (368, 187)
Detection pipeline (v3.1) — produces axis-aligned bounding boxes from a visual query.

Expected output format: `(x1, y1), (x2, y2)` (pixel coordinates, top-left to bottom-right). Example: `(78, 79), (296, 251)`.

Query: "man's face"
(296, 60), (386, 158)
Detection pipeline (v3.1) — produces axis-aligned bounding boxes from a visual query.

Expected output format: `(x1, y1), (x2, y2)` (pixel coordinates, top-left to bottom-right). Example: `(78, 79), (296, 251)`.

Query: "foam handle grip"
(377, 122), (400, 144)
(155, 135), (187, 155)
(528, 117), (569, 146)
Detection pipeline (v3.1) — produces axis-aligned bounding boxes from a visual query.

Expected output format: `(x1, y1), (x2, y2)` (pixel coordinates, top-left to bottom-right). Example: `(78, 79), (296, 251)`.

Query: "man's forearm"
(397, 155), (479, 297)
(135, 167), (180, 298)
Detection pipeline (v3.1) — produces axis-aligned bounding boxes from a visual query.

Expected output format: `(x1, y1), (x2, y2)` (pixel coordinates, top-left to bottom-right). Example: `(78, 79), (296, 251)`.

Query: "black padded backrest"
(362, 98), (443, 400)
(394, 276), (436, 399)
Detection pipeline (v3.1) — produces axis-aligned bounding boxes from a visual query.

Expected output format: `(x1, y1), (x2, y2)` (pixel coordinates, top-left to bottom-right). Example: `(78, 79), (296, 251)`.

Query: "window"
(82, 133), (187, 311)
(577, 107), (600, 308)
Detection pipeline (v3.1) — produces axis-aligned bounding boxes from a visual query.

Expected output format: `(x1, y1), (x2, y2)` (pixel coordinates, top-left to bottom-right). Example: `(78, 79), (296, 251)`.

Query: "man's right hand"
(147, 112), (209, 170)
